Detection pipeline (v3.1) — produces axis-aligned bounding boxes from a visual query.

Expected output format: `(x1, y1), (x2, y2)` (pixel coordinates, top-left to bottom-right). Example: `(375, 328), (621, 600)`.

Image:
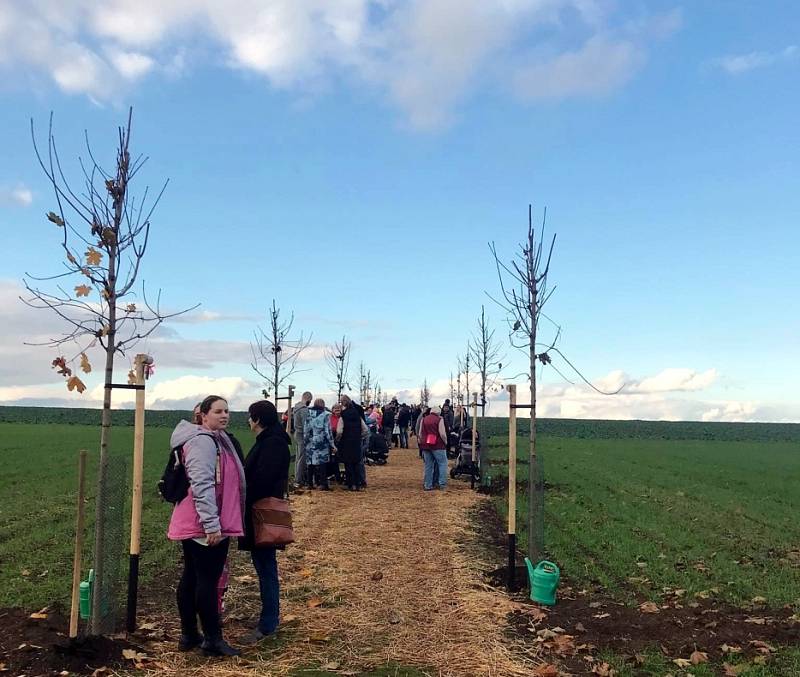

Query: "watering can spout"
(524, 557), (536, 580)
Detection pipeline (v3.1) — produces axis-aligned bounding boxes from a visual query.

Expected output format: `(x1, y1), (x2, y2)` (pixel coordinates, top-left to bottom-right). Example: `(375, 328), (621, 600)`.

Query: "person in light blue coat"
(304, 398), (335, 490)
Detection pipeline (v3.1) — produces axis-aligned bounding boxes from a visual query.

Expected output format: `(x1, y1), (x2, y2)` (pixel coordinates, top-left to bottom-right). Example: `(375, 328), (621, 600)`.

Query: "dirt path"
(152, 445), (536, 676)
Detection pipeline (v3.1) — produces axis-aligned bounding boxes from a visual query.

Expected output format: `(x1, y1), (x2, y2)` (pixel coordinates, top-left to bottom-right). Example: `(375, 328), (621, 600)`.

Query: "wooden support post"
(286, 385), (295, 434)
(69, 449), (88, 639)
(507, 385), (517, 590)
(126, 353), (150, 632)
(470, 392), (478, 489)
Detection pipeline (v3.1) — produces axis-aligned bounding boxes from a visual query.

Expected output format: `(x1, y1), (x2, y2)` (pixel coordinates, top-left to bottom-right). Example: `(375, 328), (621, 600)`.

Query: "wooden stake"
(126, 353), (150, 632)
(507, 385), (517, 590)
(470, 392), (478, 489)
(69, 449), (88, 639)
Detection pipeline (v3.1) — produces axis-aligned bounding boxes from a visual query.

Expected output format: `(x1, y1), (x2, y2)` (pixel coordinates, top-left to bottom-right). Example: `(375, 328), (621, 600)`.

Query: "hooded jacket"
(304, 406), (335, 464)
(167, 420), (246, 540)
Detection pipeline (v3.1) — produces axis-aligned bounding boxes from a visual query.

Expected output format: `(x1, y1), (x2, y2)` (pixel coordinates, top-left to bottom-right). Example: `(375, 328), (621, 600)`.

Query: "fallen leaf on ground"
(91, 668), (110, 677)
(531, 664), (559, 677)
(690, 650), (708, 664)
(744, 616), (767, 625)
(282, 614), (298, 623)
(537, 628), (558, 640)
(721, 643), (742, 654)
(592, 663), (616, 676)
(137, 622), (158, 631)
(750, 640), (776, 653)
(673, 658), (692, 668)
(593, 612), (610, 619)
(639, 601), (660, 613)
(307, 596), (324, 608)
(309, 631), (330, 642)
(388, 610), (403, 624)
(371, 571), (384, 581)
(723, 663), (747, 676)
(298, 568), (313, 578)
(575, 622), (587, 633)
(753, 655), (769, 665)
(320, 661), (340, 670)
(29, 612), (48, 620)
(751, 596), (767, 605)
(122, 649), (148, 661)
(588, 601), (603, 608)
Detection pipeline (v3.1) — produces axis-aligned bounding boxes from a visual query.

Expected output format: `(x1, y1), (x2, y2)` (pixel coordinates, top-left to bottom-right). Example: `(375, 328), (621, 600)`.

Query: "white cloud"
(0, 184), (33, 206)
(513, 35), (643, 100)
(711, 45), (798, 75)
(107, 49), (155, 79)
(624, 367), (717, 394)
(0, 0), (680, 129)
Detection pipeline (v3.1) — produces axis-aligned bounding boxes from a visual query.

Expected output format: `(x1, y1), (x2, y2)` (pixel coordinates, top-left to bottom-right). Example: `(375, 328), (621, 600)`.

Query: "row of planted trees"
(23, 110), (615, 634)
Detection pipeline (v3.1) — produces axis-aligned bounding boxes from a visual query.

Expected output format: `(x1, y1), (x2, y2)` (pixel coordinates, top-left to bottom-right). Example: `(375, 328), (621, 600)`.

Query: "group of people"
(165, 392), (472, 658)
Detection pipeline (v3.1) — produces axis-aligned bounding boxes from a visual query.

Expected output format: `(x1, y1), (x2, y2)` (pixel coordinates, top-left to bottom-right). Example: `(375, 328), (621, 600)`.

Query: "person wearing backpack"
(418, 405), (448, 491)
(167, 396), (245, 657)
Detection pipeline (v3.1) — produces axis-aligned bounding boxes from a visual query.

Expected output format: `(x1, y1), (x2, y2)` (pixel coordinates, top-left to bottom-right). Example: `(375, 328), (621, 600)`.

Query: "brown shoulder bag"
(252, 496), (295, 547)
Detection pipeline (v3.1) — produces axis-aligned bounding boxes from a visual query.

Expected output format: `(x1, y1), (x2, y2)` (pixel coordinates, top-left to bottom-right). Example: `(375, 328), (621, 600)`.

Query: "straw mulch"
(139, 444), (539, 676)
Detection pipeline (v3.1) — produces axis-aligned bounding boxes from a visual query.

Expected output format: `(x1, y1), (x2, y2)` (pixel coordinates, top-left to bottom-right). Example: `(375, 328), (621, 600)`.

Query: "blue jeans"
(250, 547), (279, 634)
(423, 449), (448, 490)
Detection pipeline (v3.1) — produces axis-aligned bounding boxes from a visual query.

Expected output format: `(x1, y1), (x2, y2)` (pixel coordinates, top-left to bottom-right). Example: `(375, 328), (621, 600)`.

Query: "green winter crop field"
(479, 425), (800, 677)
(0, 420), (250, 610)
(483, 434), (800, 606)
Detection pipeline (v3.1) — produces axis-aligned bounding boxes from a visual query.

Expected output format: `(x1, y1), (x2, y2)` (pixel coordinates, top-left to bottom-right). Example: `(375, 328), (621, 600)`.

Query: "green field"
(0, 421), (251, 610)
(480, 429), (800, 676)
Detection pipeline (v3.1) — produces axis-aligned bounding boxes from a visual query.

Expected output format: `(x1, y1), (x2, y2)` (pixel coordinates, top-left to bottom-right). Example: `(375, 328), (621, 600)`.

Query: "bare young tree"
(420, 379), (430, 407)
(456, 355), (464, 405)
(462, 349), (472, 405)
(358, 361), (372, 405)
(22, 109), (195, 633)
(489, 205), (556, 562)
(449, 371), (456, 405)
(325, 335), (351, 402)
(469, 305), (505, 415)
(251, 299), (312, 400)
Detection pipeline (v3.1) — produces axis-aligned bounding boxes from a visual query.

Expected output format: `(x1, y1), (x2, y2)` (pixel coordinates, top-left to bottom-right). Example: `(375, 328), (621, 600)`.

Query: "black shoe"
(201, 637), (241, 657)
(178, 632), (203, 652)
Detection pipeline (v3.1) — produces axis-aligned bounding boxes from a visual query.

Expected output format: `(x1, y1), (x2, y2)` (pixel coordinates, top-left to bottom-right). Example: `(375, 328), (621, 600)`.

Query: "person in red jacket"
(417, 405), (449, 490)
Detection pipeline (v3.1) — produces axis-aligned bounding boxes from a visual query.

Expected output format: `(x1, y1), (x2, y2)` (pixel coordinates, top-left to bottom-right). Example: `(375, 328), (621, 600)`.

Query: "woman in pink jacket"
(167, 395), (246, 657)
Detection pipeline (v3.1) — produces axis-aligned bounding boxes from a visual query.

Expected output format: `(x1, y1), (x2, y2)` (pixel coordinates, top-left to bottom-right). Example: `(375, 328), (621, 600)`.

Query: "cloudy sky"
(0, 1), (798, 421)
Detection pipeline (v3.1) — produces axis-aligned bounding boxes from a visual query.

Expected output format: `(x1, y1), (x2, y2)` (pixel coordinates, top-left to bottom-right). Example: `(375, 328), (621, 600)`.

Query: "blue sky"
(0, 1), (798, 421)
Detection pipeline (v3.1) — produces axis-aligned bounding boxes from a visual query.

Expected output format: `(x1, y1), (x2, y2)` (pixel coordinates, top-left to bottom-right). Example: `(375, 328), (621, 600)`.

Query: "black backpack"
(158, 433), (219, 503)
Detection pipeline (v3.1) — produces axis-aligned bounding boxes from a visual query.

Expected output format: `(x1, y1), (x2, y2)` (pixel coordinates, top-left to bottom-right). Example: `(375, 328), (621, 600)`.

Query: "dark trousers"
(177, 538), (230, 640)
(251, 547), (280, 634)
(344, 461), (360, 488)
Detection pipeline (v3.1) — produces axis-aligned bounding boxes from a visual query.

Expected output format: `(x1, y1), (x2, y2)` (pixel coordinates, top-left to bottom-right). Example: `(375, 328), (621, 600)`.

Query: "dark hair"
(248, 399), (278, 428)
(200, 395), (227, 414)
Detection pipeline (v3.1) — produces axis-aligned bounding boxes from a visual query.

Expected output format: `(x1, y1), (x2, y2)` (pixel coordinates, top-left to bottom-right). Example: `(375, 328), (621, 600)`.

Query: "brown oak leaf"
(75, 284), (91, 297)
(80, 353), (91, 374)
(66, 376), (86, 393)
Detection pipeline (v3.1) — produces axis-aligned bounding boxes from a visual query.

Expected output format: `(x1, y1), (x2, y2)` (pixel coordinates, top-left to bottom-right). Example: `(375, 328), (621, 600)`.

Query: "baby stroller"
(446, 429), (461, 459)
(366, 430), (389, 465)
(450, 427), (480, 482)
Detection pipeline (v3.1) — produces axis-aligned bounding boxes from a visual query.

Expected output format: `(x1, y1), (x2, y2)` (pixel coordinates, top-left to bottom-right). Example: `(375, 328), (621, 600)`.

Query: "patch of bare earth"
(143, 444), (537, 676)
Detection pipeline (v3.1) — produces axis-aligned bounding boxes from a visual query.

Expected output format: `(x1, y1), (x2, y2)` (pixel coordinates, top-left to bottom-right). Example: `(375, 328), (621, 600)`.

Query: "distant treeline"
(2, 406), (798, 443)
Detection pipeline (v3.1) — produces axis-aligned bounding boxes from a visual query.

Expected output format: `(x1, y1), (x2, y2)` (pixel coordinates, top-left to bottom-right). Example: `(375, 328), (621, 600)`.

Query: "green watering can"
(525, 558), (560, 605)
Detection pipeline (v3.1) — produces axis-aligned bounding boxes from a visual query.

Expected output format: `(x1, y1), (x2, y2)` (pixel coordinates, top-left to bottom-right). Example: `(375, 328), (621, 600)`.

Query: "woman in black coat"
(336, 395), (368, 490)
(238, 400), (290, 644)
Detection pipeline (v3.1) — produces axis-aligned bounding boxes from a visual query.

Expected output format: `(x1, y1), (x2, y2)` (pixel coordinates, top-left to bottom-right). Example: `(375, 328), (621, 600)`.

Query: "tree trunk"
(91, 245), (118, 633)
